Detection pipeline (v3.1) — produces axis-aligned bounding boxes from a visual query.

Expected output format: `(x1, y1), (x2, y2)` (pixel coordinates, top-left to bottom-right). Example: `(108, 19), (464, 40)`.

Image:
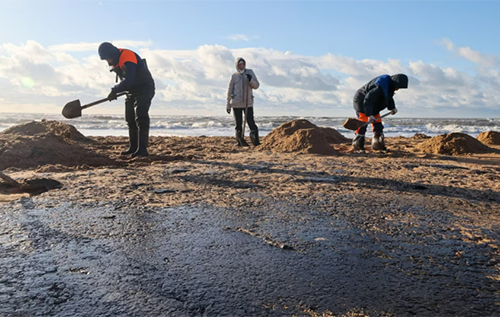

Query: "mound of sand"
(0, 134), (117, 170)
(477, 131), (500, 145)
(320, 127), (350, 144)
(259, 120), (345, 155)
(0, 121), (117, 170)
(1, 120), (91, 142)
(412, 133), (431, 139)
(418, 132), (492, 156)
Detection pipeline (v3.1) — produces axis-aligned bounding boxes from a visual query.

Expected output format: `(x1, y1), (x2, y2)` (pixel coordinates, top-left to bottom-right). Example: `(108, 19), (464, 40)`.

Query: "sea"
(0, 113), (499, 138)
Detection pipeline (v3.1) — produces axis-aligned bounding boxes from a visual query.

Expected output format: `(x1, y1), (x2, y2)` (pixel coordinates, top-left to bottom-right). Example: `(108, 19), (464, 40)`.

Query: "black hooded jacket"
(353, 74), (408, 116)
(98, 42), (155, 95)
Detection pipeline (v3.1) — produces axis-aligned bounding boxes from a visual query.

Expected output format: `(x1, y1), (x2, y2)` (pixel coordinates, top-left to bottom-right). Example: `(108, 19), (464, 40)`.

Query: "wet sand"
(1, 134), (500, 316)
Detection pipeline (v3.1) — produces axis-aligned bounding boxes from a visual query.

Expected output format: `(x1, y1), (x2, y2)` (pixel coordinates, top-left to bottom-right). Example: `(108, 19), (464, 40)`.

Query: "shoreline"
(2, 115), (500, 140)
(1, 123), (500, 316)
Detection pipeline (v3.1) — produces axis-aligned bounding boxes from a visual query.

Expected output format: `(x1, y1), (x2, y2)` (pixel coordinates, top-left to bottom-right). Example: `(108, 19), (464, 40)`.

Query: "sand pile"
(259, 120), (346, 155)
(0, 121), (116, 170)
(320, 127), (350, 144)
(477, 131), (500, 145)
(412, 133), (431, 139)
(1, 120), (91, 142)
(418, 132), (492, 155)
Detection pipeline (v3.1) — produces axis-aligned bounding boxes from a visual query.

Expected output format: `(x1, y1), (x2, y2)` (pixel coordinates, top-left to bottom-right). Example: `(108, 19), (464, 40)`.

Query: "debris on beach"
(259, 120), (347, 155)
(417, 132), (492, 155)
(477, 131), (500, 145)
(0, 120), (117, 170)
(0, 171), (62, 196)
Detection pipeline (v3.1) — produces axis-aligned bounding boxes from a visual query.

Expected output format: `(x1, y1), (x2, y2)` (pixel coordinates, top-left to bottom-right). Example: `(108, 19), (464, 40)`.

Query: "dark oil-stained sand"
(1, 121), (499, 316)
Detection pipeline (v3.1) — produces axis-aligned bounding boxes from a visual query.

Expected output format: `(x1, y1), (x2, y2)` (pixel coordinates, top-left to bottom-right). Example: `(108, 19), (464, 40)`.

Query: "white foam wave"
(0, 113), (498, 138)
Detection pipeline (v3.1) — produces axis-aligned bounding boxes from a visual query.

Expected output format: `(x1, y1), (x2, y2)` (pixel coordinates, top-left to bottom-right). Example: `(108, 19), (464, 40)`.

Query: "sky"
(0, 0), (499, 118)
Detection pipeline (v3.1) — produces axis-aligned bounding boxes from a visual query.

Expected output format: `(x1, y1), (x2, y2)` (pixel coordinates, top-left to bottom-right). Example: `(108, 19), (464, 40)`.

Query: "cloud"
(226, 34), (250, 42)
(0, 40), (499, 117)
(49, 40), (153, 52)
(226, 34), (260, 42)
(440, 38), (499, 67)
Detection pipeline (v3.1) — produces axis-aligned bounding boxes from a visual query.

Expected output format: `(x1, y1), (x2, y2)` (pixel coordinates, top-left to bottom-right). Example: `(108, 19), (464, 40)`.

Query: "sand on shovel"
(259, 120), (345, 155)
(477, 131), (500, 145)
(0, 120), (117, 170)
(417, 132), (492, 155)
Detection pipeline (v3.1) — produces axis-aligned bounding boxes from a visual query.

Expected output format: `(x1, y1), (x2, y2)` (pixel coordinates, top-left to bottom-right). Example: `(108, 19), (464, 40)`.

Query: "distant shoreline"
(1, 113), (499, 138)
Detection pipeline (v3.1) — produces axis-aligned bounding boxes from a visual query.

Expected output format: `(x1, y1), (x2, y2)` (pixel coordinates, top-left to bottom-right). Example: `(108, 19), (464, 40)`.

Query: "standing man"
(352, 74), (408, 152)
(226, 57), (260, 146)
(98, 42), (155, 157)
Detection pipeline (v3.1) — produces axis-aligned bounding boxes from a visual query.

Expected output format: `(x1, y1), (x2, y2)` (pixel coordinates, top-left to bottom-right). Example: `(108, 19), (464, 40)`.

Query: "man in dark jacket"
(98, 42), (155, 157)
(352, 74), (408, 152)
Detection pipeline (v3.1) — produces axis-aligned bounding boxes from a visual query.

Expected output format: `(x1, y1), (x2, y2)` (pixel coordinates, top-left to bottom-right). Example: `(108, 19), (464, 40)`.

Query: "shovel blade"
(342, 118), (367, 131)
(62, 99), (83, 119)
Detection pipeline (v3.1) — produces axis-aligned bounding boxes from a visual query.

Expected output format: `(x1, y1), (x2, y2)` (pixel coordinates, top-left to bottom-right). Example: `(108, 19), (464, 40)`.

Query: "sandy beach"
(1, 120), (499, 316)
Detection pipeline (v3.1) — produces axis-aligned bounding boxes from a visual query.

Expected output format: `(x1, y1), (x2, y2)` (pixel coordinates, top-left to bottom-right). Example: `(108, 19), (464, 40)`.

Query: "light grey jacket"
(226, 60), (260, 109)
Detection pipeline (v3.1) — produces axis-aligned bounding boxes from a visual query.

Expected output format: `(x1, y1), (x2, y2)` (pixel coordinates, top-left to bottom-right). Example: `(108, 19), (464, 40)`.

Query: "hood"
(235, 57), (246, 70)
(391, 74), (408, 89)
(98, 42), (120, 65)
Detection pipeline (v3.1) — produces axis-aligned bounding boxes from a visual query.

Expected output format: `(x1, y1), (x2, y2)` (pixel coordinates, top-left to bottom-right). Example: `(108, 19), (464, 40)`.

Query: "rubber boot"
(372, 133), (387, 151)
(250, 130), (260, 146)
(132, 126), (149, 157)
(121, 128), (138, 155)
(352, 134), (365, 152)
(235, 130), (249, 147)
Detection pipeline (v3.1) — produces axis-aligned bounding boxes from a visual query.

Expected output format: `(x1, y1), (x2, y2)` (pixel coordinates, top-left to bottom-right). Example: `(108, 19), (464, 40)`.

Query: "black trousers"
(353, 94), (383, 135)
(125, 90), (155, 130)
(233, 107), (258, 132)
(355, 111), (384, 136)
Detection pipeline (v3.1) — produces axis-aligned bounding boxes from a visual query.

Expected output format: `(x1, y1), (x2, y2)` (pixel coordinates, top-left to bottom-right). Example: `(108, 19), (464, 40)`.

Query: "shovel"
(342, 112), (392, 131)
(62, 92), (127, 119)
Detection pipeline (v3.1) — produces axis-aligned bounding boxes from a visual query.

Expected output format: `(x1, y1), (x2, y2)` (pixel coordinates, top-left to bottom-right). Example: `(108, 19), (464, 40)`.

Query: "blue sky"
(0, 0), (499, 117)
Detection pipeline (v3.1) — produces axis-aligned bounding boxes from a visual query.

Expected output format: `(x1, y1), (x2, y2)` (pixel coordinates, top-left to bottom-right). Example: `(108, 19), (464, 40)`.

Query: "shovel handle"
(81, 92), (127, 109)
(361, 112), (392, 127)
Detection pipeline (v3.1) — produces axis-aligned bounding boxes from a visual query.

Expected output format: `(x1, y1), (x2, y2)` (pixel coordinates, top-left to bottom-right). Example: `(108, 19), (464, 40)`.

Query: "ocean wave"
(0, 113), (498, 138)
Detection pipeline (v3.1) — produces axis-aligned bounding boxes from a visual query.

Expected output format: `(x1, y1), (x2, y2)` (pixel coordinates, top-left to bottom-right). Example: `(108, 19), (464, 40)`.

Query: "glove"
(246, 74), (252, 82)
(390, 108), (398, 115)
(368, 115), (376, 123)
(226, 107), (231, 114)
(107, 90), (117, 101)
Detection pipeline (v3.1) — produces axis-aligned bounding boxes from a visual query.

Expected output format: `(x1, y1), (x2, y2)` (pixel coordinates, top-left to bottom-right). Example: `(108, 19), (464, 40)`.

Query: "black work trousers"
(125, 90), (155, 130)
(233, 107), (258, 133)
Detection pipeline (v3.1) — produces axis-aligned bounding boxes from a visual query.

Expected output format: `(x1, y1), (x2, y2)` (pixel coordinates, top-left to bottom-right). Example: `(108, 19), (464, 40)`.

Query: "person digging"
(352, 74), (408, 152)
(98, 42), (155, 157)
(226, 57), (260, 146)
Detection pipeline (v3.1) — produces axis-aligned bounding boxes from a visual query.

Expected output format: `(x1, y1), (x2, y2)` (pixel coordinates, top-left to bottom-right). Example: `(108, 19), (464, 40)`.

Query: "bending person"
(98, 42), (155, 157)
(352, 74), (408, 152)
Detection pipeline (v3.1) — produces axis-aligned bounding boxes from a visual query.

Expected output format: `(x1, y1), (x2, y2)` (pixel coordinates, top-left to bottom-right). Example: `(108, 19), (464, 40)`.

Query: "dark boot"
(352, 134), (365, 152)
(235, 130), (249, 147)
(372, 133), (387, 151)
(132, 126), (149, 157)
(121, 128), (138, 155)
(250, 130), (260, 146)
